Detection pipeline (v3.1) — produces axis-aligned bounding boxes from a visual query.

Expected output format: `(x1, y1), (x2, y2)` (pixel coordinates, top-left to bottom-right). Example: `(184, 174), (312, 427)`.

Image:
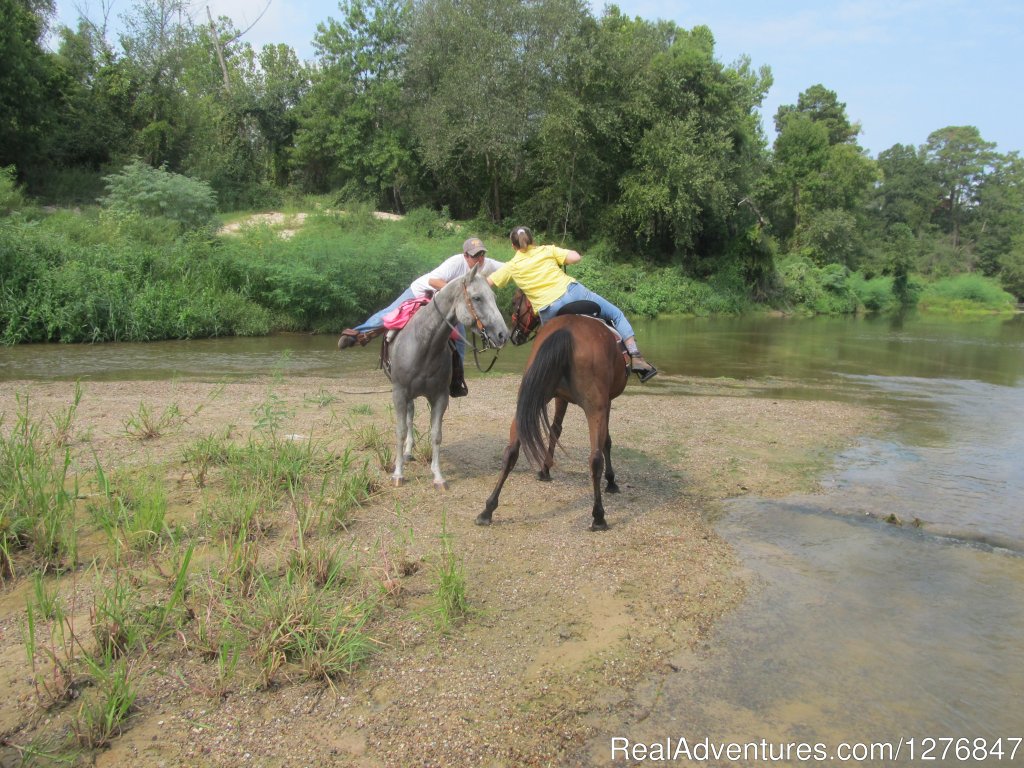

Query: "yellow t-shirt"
(489, 245), (575, 310)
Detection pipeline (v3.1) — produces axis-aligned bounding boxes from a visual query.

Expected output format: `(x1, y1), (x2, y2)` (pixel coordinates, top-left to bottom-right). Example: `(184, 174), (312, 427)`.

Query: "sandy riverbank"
(0, 372), (883, 766)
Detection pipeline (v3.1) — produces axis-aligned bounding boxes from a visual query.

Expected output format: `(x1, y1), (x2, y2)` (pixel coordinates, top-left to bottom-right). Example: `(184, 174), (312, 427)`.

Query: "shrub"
(1, 166), (26, 215)
(997, 237), (1024, 301)
(847, 273), (895, 313)
(776, 255), (859, 315)
(917, 274), (1017, 314)
(100, 160), (217, 233)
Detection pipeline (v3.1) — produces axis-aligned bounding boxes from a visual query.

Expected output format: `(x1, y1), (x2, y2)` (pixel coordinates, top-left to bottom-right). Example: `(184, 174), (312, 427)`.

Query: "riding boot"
(338, 328), (361, 349)
(450, 348), (469, 397)
(630, 353), (658, 383)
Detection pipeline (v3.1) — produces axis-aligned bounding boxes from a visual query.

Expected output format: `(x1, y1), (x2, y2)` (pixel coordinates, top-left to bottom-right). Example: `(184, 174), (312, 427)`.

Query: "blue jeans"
(354, 289), (466, 359)
(353, 288), (415, 334)
(539, 281), (635, 341)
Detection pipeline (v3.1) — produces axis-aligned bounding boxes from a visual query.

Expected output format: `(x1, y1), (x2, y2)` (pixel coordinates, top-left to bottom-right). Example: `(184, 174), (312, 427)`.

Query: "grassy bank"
(1, 195), (1017, 346)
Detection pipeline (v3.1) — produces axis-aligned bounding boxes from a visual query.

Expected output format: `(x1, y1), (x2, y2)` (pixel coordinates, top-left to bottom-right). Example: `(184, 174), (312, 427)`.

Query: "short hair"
(510, 226), (534, 250)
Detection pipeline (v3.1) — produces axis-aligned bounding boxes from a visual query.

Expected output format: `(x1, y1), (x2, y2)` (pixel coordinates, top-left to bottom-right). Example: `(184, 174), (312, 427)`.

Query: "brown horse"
(477, 311), (629, 531)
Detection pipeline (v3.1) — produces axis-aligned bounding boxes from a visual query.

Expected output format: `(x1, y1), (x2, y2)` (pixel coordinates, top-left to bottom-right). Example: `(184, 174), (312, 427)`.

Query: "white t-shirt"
(409, 253), (504, 298)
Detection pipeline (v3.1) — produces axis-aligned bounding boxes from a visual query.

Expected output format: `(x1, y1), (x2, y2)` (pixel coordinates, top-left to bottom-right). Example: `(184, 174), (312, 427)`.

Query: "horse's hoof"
(392, 477), (405, 487)
(475, 514), (492, 526)
(590, 520), (609, 532)
(404, 453), (416, 463)
(606, 482), (620, 494)
(434, 480), (449, 491)
(537, 470), (551, 482)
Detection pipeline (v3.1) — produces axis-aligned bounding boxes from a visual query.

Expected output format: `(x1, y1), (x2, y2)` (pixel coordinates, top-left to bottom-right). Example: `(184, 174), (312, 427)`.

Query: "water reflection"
(2, 313), (1022, 386)
(634, 312), (1024, 386)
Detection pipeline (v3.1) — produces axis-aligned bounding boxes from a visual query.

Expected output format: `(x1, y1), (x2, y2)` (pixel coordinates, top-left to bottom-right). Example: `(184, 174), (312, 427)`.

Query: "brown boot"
(338, 329), (361, 349)
(630, 354), (658, 383)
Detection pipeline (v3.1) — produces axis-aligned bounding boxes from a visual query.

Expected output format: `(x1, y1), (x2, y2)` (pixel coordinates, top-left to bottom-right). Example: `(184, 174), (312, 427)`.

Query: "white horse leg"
(392, 396), (412, 486)
(403, 401), (416, 461)
(429, 394), (449, 490)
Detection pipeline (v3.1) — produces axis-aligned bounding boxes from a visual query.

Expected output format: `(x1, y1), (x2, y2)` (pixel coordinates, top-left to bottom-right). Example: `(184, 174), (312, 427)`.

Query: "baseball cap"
(463, 237), (487, 256)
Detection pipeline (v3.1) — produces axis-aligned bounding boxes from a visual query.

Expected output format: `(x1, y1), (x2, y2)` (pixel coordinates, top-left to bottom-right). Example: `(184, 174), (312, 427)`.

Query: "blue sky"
(52, 0), (1023, 157)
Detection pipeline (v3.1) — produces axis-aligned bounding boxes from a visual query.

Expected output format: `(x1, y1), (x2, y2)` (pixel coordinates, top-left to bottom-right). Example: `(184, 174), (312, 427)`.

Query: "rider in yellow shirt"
(488, 226), (657, 382)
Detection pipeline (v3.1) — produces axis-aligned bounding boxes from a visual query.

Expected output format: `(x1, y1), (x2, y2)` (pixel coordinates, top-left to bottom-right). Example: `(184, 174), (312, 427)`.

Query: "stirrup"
(630, 356), (658, 383)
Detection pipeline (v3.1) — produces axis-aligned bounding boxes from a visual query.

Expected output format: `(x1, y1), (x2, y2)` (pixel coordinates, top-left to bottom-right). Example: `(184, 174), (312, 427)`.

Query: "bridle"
(509, 289), (540, 346)
(432, 278), (502, 371)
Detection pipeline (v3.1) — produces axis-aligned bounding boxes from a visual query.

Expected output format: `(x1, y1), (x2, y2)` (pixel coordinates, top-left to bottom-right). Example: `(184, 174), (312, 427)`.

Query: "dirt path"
(0, 372), (884, 766)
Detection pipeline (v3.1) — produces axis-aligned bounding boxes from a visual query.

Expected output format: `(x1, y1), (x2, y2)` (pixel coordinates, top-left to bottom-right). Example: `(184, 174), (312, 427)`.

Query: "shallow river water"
(594, 314), (1024, 766)
(3, 313), (1023, 766)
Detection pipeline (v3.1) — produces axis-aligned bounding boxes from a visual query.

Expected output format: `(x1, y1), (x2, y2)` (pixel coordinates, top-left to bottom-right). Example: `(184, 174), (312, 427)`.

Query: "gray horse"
(389, 264), (508, 489)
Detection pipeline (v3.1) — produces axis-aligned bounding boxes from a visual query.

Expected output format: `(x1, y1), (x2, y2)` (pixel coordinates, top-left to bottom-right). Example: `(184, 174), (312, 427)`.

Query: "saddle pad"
(382, 297), (430, 330)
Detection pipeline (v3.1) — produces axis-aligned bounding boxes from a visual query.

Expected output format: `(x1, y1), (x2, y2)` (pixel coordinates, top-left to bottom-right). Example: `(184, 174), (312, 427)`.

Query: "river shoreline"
(0, 372), (884, 766)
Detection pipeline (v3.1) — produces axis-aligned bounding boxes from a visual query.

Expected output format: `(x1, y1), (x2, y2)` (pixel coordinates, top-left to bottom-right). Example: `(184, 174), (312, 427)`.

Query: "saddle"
(554, 301), (631, 370)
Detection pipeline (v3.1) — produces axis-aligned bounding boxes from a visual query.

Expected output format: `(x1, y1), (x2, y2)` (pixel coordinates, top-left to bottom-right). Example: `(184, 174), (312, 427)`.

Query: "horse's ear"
(468, 263), (479, 279)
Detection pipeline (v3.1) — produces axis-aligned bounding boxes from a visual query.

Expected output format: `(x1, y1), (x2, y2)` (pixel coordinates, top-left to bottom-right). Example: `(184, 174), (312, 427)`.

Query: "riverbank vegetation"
(2, 0), (1021, 345)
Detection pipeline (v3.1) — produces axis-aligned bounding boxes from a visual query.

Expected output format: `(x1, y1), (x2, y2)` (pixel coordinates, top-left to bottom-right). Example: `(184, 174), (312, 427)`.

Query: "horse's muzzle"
(483, 327), (509, 349)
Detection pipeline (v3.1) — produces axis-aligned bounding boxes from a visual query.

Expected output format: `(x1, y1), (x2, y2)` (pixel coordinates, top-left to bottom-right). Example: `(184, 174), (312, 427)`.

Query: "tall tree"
(293, 0), (413, 207)
(924, 125), (997, 248)
(117, 0), (197, 167)
(774, 83), (859, 146)
(0, 0), (58, 170)
(404, 0), (589, 220)
(249, 44), (309, 187)
(969, 150), (1024, 278)
(568, 14), (770, 262)
(48, 20), (135, 171)
(768, 113), (830, 236)
(766, 84), (876, 266)
(874, 143), (940, 236)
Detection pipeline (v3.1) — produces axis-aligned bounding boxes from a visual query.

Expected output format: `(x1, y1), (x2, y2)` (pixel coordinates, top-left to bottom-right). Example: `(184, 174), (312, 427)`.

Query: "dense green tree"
(610, 23), (770, 263)
(47, 21), (136, 171)
(767, 113), (830, 236)
(176, 20), (278, 206)
(765, 85), (876, 269)
(997, 233), (1024, 300)
(884, 222), (917, 305)
(0, 0), (58, 170)
(404, 0), (589, 220)
(774, 83), (859, 146)
(517, 7), (661, 239)
(117, 0), (198, 167)
(965, 150), (1023, 277)
(874, 143), (940, 236)
(248, 44), (310, 187)
(293, 0), (413, 208)
(924, 125), (997, 248)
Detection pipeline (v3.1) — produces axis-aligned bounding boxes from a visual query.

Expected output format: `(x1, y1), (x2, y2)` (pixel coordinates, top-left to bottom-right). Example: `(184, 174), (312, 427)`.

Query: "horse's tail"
(516, 328), (574, 468)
